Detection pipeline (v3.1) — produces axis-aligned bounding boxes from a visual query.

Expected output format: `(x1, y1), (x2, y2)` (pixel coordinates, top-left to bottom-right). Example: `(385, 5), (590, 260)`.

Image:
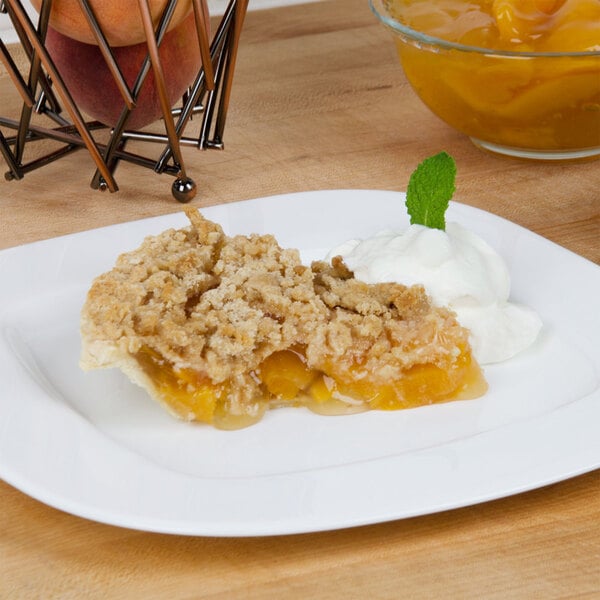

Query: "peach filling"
(135, 345), (487, 429)
(135, 346), (228, 424)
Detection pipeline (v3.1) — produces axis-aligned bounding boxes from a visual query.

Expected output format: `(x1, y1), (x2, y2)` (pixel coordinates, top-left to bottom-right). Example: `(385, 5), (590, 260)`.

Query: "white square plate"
(0, 190), (598, 536)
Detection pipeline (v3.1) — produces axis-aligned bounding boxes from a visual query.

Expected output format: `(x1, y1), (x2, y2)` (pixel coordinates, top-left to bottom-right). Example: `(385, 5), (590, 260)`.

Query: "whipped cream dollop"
(328, 222), (542, 365)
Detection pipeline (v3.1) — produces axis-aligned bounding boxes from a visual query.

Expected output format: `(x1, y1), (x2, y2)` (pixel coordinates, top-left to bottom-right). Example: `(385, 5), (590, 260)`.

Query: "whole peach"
(31, 0), (192, 46)
(46, 11), (201, 129)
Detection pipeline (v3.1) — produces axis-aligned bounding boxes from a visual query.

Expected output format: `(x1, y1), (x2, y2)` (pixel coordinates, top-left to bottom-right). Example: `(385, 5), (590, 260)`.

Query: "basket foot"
(172, 177), (197, 203)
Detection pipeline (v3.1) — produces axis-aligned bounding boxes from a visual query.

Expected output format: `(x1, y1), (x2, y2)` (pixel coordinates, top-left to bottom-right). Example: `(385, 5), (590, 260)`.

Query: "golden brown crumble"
(80, 208), (479, 423)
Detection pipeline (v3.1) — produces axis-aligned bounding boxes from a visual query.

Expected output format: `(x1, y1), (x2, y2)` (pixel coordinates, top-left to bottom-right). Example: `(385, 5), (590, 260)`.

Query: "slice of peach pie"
(80, 208), (487, 429)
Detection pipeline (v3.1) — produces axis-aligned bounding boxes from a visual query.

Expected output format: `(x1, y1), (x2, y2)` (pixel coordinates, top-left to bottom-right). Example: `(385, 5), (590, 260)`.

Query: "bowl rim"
(368, 0), (600, 58)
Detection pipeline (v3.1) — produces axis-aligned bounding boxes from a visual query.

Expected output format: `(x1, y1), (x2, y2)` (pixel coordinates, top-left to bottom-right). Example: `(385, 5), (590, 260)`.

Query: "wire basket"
(0, 0), (248, 201)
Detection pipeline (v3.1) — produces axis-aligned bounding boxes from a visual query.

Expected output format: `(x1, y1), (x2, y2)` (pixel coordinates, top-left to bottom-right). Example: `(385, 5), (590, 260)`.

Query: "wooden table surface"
(1, 0), (599, 597)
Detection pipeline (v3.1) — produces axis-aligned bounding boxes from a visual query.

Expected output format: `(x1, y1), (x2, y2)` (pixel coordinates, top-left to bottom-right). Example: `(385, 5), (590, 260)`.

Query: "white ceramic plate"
(1, 190), (598, 537)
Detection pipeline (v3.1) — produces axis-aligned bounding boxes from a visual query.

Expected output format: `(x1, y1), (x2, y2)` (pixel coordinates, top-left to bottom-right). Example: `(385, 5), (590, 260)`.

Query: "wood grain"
(0, 0), (599, 597)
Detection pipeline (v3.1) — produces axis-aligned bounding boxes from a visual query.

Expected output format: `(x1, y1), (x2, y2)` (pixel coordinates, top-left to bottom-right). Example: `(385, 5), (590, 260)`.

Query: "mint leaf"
(405, 152), (456, 230)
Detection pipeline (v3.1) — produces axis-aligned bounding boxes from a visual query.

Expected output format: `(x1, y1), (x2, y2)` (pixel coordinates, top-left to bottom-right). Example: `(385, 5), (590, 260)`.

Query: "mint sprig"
(405, 151), (456, 231)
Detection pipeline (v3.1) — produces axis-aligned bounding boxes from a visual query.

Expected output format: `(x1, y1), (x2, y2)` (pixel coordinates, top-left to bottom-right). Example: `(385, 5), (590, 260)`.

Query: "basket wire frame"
(0, 0), (248, 201)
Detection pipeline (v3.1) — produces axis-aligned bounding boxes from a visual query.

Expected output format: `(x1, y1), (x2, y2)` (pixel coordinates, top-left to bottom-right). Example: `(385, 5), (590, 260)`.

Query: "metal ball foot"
(172, 177), (197, 203)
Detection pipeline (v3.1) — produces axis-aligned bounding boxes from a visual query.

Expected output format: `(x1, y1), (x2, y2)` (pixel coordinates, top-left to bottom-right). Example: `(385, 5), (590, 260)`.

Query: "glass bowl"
(369, 0), (600, 161)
